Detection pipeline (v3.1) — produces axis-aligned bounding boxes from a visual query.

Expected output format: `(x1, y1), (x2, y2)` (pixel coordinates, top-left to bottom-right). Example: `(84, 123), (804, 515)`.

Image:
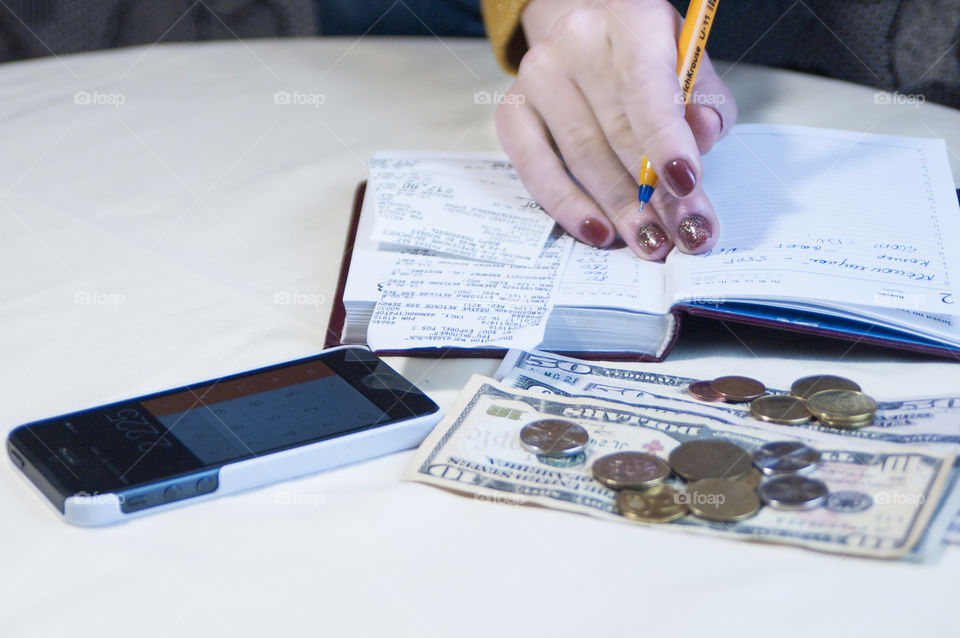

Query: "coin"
(668, 440), (753, 482)
(818, 415), (875, 429)
(687, 380), (724, 402)
(752, 441), (821, 476)
(757, 475), (828, 510)
(591, 452), (670, 490)
(737, 468), (763, 490)
(686, 478), (761, 522)
(519, 419), (589, 457)
(749, 394), (812, 425)
(791, 375), (861, 399)
(710, 376), (766, 402)
(616, 485), (687, 523)
(805, 390), (877, 425)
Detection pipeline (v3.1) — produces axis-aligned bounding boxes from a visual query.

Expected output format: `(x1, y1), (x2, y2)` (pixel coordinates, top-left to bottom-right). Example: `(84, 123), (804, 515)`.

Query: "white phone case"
(58, 409), (441, 526)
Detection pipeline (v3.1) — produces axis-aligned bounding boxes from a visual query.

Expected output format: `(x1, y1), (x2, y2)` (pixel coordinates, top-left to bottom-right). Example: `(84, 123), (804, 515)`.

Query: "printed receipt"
(368, 154), (555, 265)
(366, 233), (573, 350)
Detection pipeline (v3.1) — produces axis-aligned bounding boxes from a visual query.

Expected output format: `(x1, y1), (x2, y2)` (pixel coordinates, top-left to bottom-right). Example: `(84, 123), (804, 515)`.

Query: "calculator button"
(195, 477), (216, 494)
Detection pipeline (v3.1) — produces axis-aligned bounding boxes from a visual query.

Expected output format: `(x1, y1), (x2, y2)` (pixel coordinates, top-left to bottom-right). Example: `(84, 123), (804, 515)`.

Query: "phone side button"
(8, 447), (25, 469)
(195, 476), (217, 494)
(163, 485), (181, 501)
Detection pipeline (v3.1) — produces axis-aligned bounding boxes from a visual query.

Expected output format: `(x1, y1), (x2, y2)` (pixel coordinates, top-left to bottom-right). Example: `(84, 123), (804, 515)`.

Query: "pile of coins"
(688, 374), (879, 429)
(596, 438), (830, 524)
(518, 418), (831, 525)
(518, 419), (590, 466)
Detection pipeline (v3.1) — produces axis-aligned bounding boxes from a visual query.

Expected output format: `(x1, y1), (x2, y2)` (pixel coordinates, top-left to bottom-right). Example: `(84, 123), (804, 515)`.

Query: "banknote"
(496, 350), (960, 445)
(496, 349), (960, 545)
(406, 375), (955, 559)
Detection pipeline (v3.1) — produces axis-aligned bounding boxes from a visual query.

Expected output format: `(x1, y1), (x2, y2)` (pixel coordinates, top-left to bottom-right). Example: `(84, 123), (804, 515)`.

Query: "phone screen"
(141, 358), (386, 465)
(8, 348), (434, 501)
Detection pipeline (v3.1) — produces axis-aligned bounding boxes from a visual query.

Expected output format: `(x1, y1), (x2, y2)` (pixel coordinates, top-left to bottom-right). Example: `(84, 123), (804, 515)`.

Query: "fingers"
(608, 1), (704, 200)
(649, 183), (719, 253)
(516, 39), (673, 259)
(496, 0), (735, 258)
(684, 52), (738, 154)
(494, 92), (617, 250)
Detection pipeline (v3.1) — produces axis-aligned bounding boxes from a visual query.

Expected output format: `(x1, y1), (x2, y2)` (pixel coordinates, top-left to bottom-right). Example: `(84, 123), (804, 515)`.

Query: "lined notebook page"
(666, 125), (960, 319)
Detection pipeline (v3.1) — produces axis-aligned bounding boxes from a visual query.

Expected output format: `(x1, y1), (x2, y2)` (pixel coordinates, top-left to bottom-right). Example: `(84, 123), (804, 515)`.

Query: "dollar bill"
(406, 375), (956, 559)
(495, 349), (960, 545)
(496, 350), (960, 445)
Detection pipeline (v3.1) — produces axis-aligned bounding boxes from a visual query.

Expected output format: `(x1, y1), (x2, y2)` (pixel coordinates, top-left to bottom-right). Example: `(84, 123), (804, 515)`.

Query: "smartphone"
(7, 346), (441, 526)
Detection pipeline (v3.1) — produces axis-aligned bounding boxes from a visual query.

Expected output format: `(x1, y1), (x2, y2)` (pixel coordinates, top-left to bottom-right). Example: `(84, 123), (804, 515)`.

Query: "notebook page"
(553, 242), (668, 315)
(665, 125), (960, 317)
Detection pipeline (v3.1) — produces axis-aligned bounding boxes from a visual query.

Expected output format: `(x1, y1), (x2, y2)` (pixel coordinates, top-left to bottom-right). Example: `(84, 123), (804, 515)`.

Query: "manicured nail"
(579, 218), (610, 247)
(665, 158), (697, 196)
(636, 223), (668, 254)
(677, 214), (712, 251)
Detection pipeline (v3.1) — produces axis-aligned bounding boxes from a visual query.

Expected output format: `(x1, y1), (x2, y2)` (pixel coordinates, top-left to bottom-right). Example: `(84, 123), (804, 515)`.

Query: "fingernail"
(636, 223), (668, 254)
(665, 158), (697, 197)
(707, 105), (724, 134)
(677, 214), (712, 251)
(579, 218), (610, 247)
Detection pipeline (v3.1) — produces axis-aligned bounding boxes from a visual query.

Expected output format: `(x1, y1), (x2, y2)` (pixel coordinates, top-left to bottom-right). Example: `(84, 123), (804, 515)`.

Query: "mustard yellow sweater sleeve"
(481, 0), (534, 74)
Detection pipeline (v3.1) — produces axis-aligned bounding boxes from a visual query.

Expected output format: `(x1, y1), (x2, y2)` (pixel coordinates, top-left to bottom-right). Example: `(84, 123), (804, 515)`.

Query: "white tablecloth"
(1, 38), (958, 637)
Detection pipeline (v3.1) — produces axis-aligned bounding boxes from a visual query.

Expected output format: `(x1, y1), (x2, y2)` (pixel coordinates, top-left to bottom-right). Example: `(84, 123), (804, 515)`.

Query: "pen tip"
(638, 201), (646, 212)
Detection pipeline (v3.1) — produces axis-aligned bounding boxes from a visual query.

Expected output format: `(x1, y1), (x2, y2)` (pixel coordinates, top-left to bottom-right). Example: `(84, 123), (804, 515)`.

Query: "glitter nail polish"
(677, 214), (712, 250)
(636, 223), (668, 254)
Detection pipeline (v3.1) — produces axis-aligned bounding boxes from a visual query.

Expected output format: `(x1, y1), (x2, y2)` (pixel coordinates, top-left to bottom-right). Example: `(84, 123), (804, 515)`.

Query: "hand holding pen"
(495, 0), (736, 259)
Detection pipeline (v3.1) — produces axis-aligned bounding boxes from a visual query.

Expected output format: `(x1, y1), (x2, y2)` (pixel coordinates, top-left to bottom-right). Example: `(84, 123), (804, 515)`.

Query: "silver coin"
(752, 441), (821, 476)
(519, 419), (589, 457)
(757, 475), (828, 510)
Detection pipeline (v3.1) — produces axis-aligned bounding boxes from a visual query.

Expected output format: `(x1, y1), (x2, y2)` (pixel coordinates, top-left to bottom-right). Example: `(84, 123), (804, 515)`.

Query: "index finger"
(609, 1), (703, 199)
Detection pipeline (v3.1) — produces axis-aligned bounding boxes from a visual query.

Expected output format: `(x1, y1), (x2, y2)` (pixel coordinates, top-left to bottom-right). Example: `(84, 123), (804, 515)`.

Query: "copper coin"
(687, 380), (724, 402)
(519, 419), (589, 458)
(668, 440), (754, 482)
(710, 376), (766, 403)
(591, 452), (670, 490)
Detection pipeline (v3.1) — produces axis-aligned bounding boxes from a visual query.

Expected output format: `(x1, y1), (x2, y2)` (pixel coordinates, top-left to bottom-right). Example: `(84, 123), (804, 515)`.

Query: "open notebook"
(326, 124), (960, 360)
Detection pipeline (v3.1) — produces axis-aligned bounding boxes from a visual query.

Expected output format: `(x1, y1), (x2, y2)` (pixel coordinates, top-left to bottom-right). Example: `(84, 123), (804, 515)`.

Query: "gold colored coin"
(791, 375), (861, 399)
(805, 390), (877, 424)
(710, 376), (766, 403)
(668, 440), (753, 482)
(686, 478), (761, 522)
(616, 485), (687, 523)
(737, 468), (763, 490)
(819, 414), (875, 429)
(591, 452), (670, 490)
(749, 395), (812, 425)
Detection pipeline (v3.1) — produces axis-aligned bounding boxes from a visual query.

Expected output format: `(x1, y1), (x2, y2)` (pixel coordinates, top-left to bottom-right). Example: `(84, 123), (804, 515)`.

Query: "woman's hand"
(495, 0), (737, 259)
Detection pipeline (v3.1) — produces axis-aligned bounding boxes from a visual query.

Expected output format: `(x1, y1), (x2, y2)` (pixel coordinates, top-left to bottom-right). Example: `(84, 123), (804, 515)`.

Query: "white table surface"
(1, 38), (959, 637)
